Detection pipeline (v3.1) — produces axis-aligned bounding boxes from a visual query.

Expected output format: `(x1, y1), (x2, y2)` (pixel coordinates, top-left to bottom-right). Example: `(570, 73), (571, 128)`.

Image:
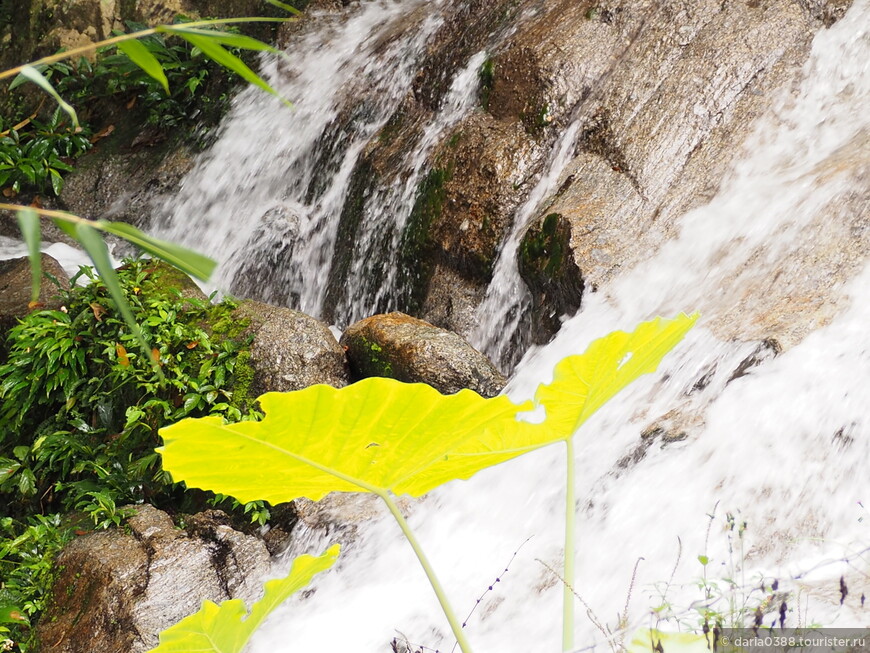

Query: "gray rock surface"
(340, 312), (505, 396)
(36, 505), (271, 653)
(234, 299), (350, 396)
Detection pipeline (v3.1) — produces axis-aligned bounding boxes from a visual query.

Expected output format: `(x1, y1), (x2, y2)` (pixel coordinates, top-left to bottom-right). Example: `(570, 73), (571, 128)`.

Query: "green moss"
(519, 212), (565, 277)
(398, 163), (454, 313)
(479, 57), (495, 110)
(378, 108), (405, 145)
(230, 349), (256, 412)
(360, 338), (393, 377)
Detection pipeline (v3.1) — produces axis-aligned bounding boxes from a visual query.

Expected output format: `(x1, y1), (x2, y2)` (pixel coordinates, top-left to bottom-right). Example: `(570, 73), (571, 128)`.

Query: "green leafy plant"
(0, 108), (91, 196)
(0, 259), (257, 519)
(0, 513), (73, 650)
(1, 9), (298, 364)
(158, 314), (698, 652)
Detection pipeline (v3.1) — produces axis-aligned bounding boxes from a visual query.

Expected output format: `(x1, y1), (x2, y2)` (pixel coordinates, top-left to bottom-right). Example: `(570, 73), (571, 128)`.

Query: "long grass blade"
(16, 65), (80, 129)
(160, 26), (279, 53)
(96, 221), (216, 281)
(263, 0), (302, 15)
(74, 224), (162, 377)
(167, 31), (289, 106)
(117, 39), (169, 94)
(15, 208), (42, 303)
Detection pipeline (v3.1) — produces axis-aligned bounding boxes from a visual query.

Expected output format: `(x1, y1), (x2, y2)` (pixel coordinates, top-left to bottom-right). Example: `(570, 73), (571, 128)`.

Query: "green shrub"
(0, 108), (91, 195)
(0, 259), (257, 519)
(52, 19), (244, 131)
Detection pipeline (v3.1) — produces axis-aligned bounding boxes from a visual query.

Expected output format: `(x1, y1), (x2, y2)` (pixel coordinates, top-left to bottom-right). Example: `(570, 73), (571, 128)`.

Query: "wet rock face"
(36, 505), (271, 653)
(340, 312), (506, 396)
(517, 212), (584, 344)
(233, 299), (350, 397)
(0, 254), (70, 339)
(346, 0), (853, 355)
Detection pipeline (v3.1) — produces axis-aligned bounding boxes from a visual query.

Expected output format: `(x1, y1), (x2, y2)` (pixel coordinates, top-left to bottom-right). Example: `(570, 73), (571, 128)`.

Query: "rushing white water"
(470, 119), (582, 367)
(247, 2), (869, 652)
(0, 236), (95, 277)
(328, 47), (489, 324)
(153, 0), (446, 315)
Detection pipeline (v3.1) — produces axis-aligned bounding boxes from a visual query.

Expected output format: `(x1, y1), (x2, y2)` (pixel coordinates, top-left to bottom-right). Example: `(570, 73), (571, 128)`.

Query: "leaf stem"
(0, 203), (90, 223)
(379, 491), (474, 653)
(563, 437), (576, 652)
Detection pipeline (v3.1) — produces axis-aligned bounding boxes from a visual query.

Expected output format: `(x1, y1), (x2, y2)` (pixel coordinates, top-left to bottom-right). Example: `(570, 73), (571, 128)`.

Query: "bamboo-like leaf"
(263, 0), (303, 15)
(117, 39), (169, 94)
(51, 217), (79, 239)
(16, 65), (80, 129)
(74, 224), (161, 376)
(159, 379), (532, 503)
(96, 220), (216, 281)
(15, 208), (41, 303)
(165, 30), (289, 106)
(160, 25), (280, 53)
(148, 545), (339, 653)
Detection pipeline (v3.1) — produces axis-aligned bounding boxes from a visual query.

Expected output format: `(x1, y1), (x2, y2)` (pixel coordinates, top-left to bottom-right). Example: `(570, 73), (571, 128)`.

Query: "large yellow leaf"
(400, 313), (699, 492)
(160, 315), (696, 502)
(147, 545), (339, 653)
(535, 312), (699, 438)
(158, 379), (531, 502)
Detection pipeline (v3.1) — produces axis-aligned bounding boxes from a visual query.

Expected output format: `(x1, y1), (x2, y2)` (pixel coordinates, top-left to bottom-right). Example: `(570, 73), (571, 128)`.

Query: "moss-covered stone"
(340, 312), (505, 396)
(517, 212), (584, 344)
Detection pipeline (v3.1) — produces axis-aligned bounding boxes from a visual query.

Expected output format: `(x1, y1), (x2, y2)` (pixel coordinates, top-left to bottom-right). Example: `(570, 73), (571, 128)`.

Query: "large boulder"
(0, 254), (70, 336)
(340, 312), (505, 397)
(35, 505), (271, 653)
(232, 299), (349, 399)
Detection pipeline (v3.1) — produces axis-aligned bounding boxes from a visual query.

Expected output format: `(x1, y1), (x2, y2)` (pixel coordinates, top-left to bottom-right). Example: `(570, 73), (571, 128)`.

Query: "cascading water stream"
(469, 120), (582, 367)
(152, 0), (447, 316)
(242, 1), (869, 651)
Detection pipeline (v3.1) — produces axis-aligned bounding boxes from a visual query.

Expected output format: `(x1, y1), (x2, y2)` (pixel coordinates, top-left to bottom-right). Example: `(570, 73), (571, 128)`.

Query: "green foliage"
(147, 545), (338, 653)
(0, 107), (91, 196)
(158, 314), (698, 652)
(479, 57), (495, 109)
(50, 20), (248, 131)
(0, 259), (256, 519)
(0, 513), (73, 651)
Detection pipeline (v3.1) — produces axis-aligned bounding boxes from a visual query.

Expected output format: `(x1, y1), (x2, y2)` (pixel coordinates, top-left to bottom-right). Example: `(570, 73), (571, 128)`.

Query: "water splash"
(329, 49), (488, 325)
(470, 120), (582, 368)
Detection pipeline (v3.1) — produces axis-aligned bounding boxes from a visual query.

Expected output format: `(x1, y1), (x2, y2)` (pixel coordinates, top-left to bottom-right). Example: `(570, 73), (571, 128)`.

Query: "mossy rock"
(340, 312), (505, 397)
(517, 212), (584, 344)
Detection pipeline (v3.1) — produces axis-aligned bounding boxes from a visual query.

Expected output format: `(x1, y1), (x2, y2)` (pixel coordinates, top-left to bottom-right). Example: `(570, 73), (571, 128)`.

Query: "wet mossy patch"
(517, 212), (584, 344)
(397, 163), (454, 314)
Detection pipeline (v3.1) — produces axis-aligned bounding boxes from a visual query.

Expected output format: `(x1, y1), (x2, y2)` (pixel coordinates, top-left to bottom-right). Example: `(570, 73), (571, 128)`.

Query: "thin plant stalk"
(380, 491), (474, 653)
(563, 438), (576, 652)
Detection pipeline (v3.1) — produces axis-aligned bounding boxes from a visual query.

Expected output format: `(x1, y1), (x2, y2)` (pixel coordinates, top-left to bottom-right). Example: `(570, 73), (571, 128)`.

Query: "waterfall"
(153, 0), (447, 317)
(241, 1), (869, 651)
